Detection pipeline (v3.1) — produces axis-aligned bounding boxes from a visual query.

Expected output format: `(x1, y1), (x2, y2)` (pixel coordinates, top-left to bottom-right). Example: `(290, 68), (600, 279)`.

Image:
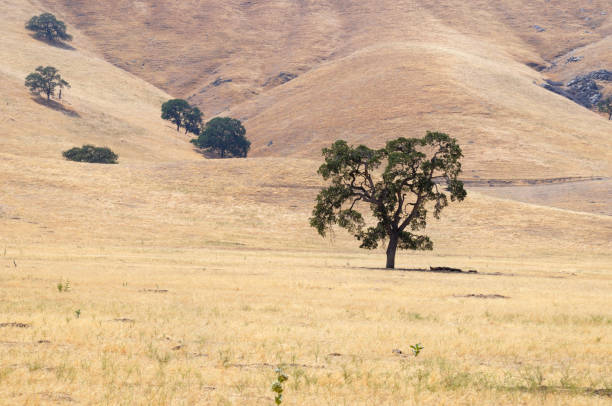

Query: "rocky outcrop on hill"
(543, 70), (612, 108)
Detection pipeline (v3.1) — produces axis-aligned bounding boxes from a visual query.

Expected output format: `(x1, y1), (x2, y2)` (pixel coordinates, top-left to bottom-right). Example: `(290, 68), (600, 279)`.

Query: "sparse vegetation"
(271, 368), (289, 405)
(410, 343), (424, 357)
(310, 132), (466, 269)
(63, 145), (118, 164)
(161, 99), (202, 134)
(26, 13), (72, 43)
(192, 117), (250, 158)
(56, 279), (71, 292)
(25, 66), (70, 101)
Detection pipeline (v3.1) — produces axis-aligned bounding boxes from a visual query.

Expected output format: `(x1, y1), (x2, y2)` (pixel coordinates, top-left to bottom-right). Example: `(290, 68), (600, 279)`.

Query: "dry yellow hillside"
(1, 0), (611, 405)
(40, 0), (612, 178)
(0, 0), (196, 162)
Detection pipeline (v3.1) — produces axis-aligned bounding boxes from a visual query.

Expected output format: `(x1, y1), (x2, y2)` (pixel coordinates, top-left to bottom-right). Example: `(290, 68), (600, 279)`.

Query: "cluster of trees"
(24, 16), (469, 269)
(161, 99), (250, 158)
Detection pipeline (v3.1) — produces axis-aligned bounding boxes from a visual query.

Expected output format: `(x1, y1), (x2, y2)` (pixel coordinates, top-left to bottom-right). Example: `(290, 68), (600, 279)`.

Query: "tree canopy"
(598, 97), (612, 120)
(25, 66), (70, 100)
(63, 145), (118, 164)
(184, 106), (204, 135)
(161, 99), (202, 134)
(310, 132), (466, 269)
(193, 117), (250, 158)
(26, 13), (72, 43)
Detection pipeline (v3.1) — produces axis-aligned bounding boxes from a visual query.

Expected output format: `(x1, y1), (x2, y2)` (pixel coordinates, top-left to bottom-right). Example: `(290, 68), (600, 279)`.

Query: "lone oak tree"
(310, 132), (467, 269)
(25, 66), (70, 100)
(26, 13), (73, 43)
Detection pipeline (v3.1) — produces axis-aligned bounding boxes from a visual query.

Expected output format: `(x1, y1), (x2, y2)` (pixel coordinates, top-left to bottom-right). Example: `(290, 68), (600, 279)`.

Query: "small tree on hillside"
(598, 97), (612, 120)
(193, 117), (250, 158)
(26, 13), (72, 43)
(184, 106), (204, 135)
(310, 132), (467, 269)
(25, 66), (70, 100)
(63, 145), (118, 164)
(161, 99), (191, 132)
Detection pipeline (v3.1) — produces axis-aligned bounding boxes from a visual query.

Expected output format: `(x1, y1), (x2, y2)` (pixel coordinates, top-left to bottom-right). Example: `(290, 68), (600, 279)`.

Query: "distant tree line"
(161, 99), (251, 158)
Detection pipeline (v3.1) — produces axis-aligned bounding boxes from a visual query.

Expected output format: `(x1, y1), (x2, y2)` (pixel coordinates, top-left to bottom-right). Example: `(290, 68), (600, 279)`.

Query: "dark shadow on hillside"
(32, 97), (80, 117)
(192, 147), (224, 159)
(29, 34), (76, 51)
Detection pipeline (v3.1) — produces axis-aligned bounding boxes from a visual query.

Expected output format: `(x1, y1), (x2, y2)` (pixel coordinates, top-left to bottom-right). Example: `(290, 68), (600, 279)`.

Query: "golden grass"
(39, 0), (612, 176)
(0, 247), (611, 405)
(1, 0), (611, 404)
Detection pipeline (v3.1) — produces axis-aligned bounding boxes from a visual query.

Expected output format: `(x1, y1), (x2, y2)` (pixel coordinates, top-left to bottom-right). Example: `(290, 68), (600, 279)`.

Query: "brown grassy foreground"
(1, 245), (611, 405)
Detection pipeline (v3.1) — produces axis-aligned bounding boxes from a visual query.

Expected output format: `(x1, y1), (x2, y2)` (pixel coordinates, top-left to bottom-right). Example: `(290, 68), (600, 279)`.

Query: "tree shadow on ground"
(192, 147), (225, 159)
(32, 97), (80, 117)
(29, 34), (76, 51)
(359, 266), (480, 274)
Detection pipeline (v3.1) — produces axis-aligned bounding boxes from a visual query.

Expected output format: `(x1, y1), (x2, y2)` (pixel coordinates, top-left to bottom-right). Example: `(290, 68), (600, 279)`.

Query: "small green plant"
(410, 343), (424, 357)
(74, 309), (81, 318)
(271, 367), (289, 405)
(63, 145), (118, 164)
(57, 279), (70, 292)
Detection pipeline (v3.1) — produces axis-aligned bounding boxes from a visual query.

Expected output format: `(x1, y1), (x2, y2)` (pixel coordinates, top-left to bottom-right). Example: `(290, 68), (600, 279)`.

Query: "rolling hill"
(37, 0), (612, 178)
(1, 1), (612, 404)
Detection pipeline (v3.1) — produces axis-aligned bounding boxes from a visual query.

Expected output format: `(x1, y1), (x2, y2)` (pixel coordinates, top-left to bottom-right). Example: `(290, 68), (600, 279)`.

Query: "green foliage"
(57, 279), (70, 292)
(410, 343), (424, 357)
(193, 117), (251, 158)
(271, 368), (289, 405)
(161, 99), (202, 133)
(184, 106), (204, 135)
(26, 13), (72, 43)
(25, 66), (70, 100)
(74, 309), (81, 319)
(310, 131), (466, 268)
(63, 145), (118, 164)
(597, 97), (612, 120)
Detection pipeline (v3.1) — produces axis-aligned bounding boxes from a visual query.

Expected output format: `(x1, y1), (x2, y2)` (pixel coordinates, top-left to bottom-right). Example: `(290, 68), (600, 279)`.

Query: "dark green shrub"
(26, 13), (72, 43)
(63, 145), (118, 164)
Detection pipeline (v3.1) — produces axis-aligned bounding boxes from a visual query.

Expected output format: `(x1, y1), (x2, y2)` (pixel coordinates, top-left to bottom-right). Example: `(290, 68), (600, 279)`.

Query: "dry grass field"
(1, 0), (611, 404)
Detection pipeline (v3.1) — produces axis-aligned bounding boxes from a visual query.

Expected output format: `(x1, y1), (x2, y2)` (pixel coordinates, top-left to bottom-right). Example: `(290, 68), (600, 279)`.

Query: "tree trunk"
(386, 233), (399, 269)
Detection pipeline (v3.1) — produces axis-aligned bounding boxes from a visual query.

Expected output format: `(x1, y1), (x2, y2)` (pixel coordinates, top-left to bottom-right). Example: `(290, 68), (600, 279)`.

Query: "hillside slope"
(0, 0), (195, 162)
(39, 0), (612, 178)
(0, 0), (609, 256)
